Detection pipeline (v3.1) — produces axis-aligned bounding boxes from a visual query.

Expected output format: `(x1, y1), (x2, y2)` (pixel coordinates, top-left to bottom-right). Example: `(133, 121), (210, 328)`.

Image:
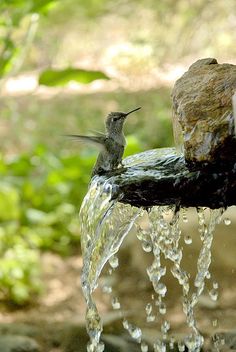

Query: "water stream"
(79, 151), (224, 352)
(80, 176), (141, 351)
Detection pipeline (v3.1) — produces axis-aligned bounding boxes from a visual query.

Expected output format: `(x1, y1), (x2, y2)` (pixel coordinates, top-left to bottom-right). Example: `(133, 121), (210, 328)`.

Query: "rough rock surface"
(172, 58), (236, 165)
(107, 148), (236, 209)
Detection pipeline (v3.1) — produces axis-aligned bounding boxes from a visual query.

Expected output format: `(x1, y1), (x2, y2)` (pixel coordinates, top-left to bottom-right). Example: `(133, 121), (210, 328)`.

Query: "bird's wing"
(89, 130), (106, 137)
(65, 134), (107, 149)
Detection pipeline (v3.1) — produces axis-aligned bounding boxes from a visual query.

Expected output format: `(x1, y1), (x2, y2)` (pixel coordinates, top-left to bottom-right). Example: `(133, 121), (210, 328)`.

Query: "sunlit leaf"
(38, 67), (110, 86)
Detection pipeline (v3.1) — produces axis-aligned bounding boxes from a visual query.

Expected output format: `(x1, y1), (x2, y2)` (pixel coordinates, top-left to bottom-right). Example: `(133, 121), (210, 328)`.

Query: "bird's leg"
(116, 161), (126, 173)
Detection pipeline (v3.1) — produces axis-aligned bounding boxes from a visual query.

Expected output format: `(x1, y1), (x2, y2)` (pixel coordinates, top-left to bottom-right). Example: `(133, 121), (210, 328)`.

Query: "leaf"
(38, 67), (110, 87)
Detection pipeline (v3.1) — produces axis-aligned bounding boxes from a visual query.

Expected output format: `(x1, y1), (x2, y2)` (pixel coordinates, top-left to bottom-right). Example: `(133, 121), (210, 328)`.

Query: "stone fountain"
(80, 58), (236, 352)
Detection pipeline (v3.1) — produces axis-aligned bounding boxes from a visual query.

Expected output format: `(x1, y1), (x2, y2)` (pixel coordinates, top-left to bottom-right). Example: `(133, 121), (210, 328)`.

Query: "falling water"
(137, 205), (223, 351)
(80, 176), (141, 351)
(79, 155), (225, 352)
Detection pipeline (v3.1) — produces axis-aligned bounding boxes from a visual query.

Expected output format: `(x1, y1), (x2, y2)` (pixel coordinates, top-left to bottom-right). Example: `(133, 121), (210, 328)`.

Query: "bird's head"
(105, 107), (141, 135)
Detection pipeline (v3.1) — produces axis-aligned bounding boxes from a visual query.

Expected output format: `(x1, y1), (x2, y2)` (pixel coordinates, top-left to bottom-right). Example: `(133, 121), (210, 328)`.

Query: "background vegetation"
(0, 0), (235, 304)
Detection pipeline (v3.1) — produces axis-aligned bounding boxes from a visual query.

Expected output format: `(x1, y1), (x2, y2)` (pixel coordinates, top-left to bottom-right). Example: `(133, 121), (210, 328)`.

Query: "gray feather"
(65, 134), (106, 150)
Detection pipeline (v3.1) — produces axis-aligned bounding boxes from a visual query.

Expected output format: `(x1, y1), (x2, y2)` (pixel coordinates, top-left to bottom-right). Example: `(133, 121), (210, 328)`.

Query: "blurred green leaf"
(30, 0), (59, 14)
(0, 0), (58, 15)
(38, 67), (110, 86)
(0, 37), (19, 78)
(124, 135), (142, 157)
(0, 183), (20, 221)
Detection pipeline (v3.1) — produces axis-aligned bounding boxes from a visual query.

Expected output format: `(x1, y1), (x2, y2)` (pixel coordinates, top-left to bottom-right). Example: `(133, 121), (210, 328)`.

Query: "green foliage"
(0, 145), (97, 304)
(39, 68), (110, 87)
(0, 37), (19, 78)
(0, 0), (58, 15)
(0, 228), (41, 305)
(0, 0), (59, 79)
(124, 135), (142, 157)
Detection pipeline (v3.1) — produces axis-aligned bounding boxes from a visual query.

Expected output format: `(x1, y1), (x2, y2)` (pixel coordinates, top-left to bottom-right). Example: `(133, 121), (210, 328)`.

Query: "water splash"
(80, 173), (224, 351)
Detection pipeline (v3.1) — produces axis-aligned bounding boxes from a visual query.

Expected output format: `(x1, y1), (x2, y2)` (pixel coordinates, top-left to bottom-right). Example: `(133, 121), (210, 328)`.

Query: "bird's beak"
(124, 106), (141, 118)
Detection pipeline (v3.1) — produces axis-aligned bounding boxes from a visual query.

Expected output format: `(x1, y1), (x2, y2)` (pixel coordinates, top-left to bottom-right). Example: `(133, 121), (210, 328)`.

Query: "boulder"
(172, 58), (236, 165)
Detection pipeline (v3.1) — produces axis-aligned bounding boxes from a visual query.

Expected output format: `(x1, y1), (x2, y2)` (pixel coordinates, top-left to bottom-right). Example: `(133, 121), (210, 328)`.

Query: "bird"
(67, 107), (141, 177)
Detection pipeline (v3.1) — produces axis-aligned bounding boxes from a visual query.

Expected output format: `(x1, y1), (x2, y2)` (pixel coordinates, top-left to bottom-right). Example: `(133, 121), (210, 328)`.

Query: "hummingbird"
(67, 107), (141, 177)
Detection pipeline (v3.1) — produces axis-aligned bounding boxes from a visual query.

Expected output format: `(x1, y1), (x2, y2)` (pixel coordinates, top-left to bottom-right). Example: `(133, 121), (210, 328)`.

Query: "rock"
(108, 148), (236, 208)
(233, 92), (236, 131)
(0, 335), (40, 352)
(172, 58), (236, 165)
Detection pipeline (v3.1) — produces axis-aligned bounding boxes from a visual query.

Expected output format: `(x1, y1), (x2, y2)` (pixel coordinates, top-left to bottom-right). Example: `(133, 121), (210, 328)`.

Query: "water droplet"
(161, 320), (170, 335)
(155, 282), (167, 296)
(159, 302), (167, 315)
(220, 338), (225, 346)
(122, 320), (142, 342)
(142, 240), (153, 252)
(102, 285), (112, 294)
(153, 340), (166, 352)
(146, 315), (155, 323)
(213, 281), (218, 289)
(169, 336), (175, 349)
(212, 319), (218, 327)
(209, 288), (218, 301)
(141, 341), (149, 352)
(206, 271), (211, 279)
(224, 218), (231, 226)
(145, 303), (153, 315)
(185, 334), (203, 351)
(213, 334), (225, 349)
(184, 235), (192, 245)
(177, 341), (185, 352)
(111, 297), (121, 310)
(146, 315), (156, 323)
(109, 255), (119, 269)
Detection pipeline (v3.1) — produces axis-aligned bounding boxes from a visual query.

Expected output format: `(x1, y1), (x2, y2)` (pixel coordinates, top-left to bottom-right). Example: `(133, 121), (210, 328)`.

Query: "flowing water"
(79, 151), (224, 352)
(80, 176), (141, 351)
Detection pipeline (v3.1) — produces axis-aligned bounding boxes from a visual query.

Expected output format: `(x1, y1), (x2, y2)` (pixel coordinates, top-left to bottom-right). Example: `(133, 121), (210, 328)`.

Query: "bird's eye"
(112, 117), (119, 121)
